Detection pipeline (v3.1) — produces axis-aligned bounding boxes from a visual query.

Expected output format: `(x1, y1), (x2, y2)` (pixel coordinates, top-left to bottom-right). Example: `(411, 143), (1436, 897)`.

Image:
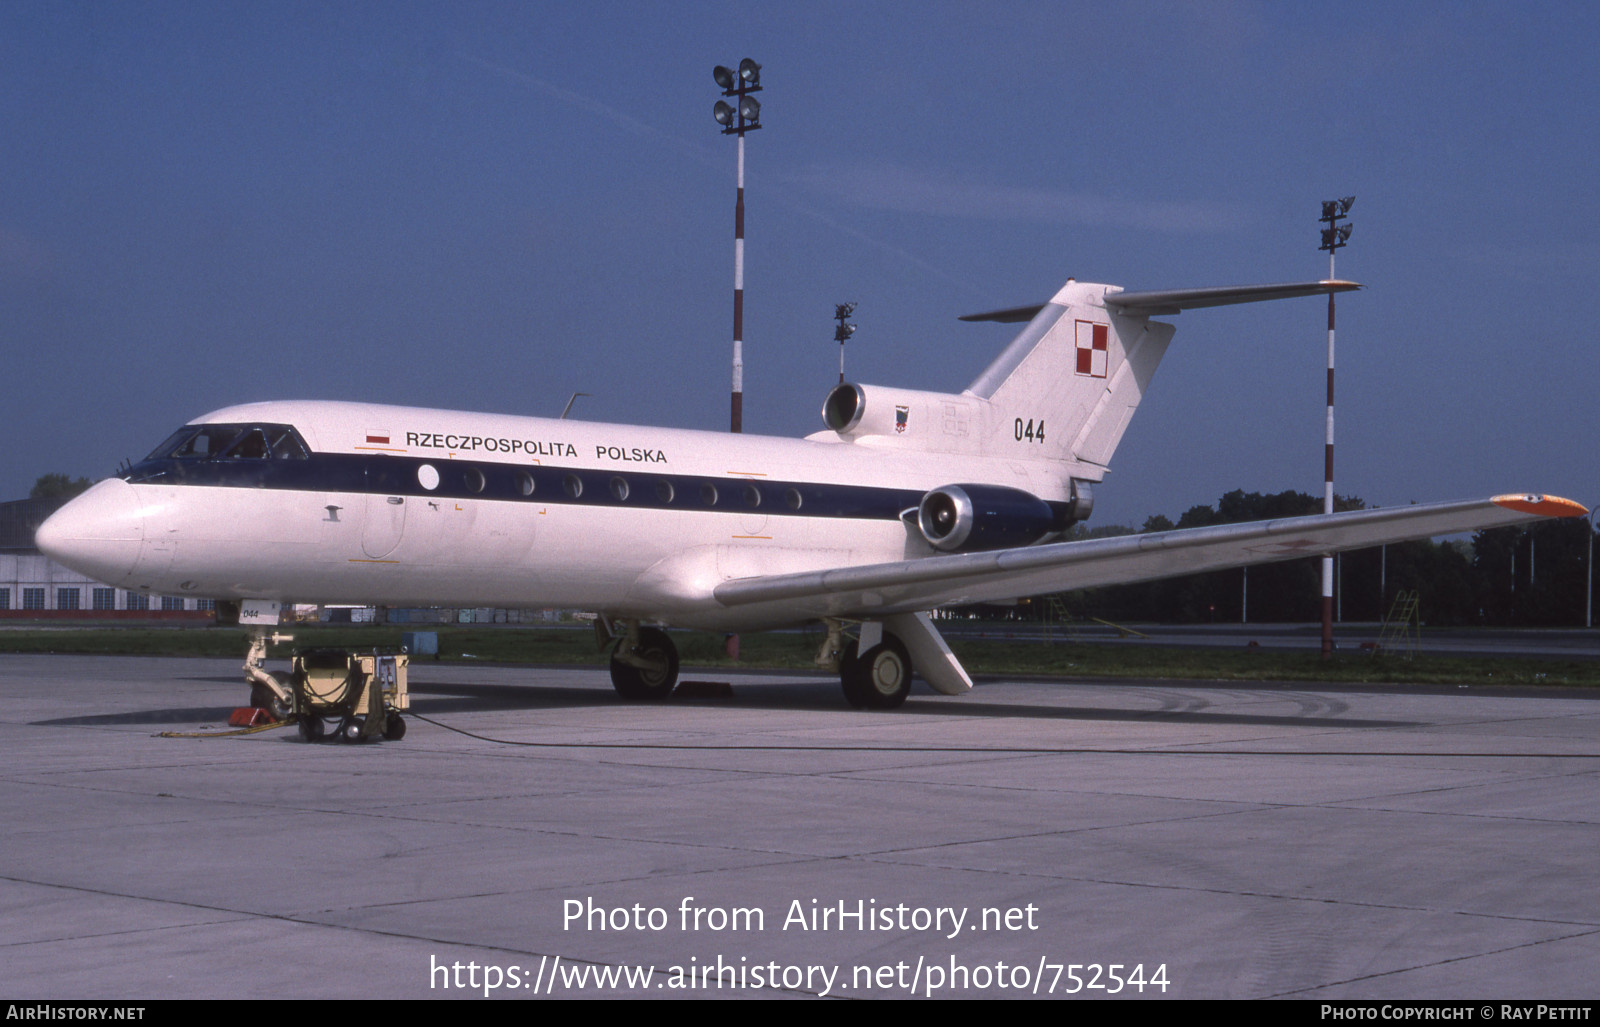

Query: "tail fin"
(962, 277), (1359, 470)
(965, 280), (1172, 471)
(815, 277), (1355, 474)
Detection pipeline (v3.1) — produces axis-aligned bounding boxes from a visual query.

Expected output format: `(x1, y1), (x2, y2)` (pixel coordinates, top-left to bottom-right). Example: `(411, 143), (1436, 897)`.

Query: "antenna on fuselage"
(560, 392), (591, 419)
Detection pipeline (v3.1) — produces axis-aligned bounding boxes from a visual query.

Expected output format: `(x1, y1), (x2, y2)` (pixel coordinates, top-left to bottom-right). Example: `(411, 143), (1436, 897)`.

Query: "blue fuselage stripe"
(124, 453), (936, 521)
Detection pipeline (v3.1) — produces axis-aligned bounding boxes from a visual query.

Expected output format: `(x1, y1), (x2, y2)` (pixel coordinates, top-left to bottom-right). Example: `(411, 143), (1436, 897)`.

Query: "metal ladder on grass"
(1375, 590), (1420, 659)
(1042, 595), (1081, 643)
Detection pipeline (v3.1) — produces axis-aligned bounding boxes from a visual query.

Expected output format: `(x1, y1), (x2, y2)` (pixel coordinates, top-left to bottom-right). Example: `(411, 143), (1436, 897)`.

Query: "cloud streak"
(788, 163), (1252, 233)
(459, 53), (982, 295)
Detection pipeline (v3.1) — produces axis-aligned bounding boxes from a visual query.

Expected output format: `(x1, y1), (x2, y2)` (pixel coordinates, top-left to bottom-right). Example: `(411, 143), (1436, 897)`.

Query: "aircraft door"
(362, 463), (408, 559)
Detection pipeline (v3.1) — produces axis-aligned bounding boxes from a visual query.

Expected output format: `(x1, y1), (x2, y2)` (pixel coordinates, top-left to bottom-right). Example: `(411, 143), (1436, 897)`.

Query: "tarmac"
(2, 652), (1598, 1000)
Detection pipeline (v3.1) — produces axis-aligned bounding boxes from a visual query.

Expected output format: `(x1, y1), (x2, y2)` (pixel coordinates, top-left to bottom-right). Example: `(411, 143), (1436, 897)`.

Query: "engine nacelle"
(820, 381), (984, 454)
(916, 484), (1059, 552)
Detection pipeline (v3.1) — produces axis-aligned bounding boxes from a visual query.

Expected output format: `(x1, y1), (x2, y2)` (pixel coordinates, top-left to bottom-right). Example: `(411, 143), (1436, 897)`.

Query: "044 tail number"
(1014, 418), (1045, 444)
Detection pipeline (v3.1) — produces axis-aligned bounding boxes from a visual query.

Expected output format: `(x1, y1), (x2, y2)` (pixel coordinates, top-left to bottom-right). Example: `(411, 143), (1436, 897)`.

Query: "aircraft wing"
(712, 494), (1585, 620)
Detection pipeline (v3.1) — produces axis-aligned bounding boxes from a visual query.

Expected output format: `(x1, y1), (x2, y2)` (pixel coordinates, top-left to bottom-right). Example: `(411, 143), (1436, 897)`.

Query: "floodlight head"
(739, 58), (761, 85)
(713, 65), (735, 90)
(1321, 200), (1339, 220)
(713, 100), (735, 127)
(1339, 196), (1355, 214)
(835, 302), (856, 318)
(738, 95), (761, 122)
(1337, 223), (1353, 244)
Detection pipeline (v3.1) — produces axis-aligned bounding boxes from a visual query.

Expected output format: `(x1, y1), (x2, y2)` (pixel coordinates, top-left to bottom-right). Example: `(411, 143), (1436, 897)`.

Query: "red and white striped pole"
(1318, 197), (1353, 660)
(1322, 277), (1335, 659)
(713, 59), (762, 435)
(731, 133), (745, 432)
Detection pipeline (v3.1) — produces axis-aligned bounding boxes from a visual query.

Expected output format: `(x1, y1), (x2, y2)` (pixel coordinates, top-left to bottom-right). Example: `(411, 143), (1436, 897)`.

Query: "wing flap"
(712, 494), (1582, 619)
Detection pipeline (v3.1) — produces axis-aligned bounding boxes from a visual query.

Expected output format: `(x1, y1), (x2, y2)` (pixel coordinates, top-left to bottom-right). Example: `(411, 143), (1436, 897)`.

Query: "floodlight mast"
(712, 59), (763, 433)
(834, 302), (857, 383)
(1317, 195), (1354, 660)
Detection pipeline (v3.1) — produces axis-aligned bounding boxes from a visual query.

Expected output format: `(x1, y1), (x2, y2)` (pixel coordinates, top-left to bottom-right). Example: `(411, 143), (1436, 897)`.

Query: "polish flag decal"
(366, 431), (391, 445)
(1075, 321), (1108, 378)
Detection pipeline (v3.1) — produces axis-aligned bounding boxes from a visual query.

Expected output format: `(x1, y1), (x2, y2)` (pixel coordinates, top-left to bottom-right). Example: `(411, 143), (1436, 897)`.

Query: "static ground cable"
(405, 711), (1600, 758)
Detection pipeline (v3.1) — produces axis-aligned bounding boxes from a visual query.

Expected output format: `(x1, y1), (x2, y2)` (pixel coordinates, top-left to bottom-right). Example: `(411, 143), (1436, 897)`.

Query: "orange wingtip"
(1491, 494), (1589, 518)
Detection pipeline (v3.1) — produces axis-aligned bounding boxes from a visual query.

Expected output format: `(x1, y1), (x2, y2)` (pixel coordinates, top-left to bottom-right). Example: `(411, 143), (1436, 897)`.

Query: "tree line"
(1048, 489), (1596, 627)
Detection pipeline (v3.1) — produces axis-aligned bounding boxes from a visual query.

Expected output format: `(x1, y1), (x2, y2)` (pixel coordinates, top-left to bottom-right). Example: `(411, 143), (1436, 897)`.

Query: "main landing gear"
(817, 620), (914, 709)
(606, 619), (680, 701)
(599, 612), (966, 710)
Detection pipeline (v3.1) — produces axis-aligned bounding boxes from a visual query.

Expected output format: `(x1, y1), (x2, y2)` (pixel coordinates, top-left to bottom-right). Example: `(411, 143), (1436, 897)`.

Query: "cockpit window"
(143, 423), (310, 461)
(171, 426), (245, 460)
(144, 427), (200, 461)
(222, 429), (270, 460)
(267, 428), (309, 460)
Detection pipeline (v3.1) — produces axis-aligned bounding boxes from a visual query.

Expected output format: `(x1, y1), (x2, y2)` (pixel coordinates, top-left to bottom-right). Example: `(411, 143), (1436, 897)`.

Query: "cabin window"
(564, 474), (583, 498)
(785, 488), (803, 510)
(516, 472), (535, 496)
(742, 484), (762, 508)
(464, 467), (486, 493)
(699, 483), (718, 506)
(609, 476), (630, 501)
(417, 464), (440, 490)
(655, 480), (675, 503)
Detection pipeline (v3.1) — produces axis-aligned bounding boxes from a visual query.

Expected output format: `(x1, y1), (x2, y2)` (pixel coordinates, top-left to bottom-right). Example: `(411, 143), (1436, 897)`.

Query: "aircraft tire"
(383, 713), (407, 741)
(843, 634), (912, 709)
(249, 674), (293, 719)
(266, 671), (294, 720)
(838, 641), (868, 708)
(610, 626), (679, 701)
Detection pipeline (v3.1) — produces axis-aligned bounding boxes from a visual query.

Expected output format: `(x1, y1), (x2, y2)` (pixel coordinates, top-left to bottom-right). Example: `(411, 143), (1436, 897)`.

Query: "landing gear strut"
(244, 631), (294, 720)
(608, 620), (680, 701)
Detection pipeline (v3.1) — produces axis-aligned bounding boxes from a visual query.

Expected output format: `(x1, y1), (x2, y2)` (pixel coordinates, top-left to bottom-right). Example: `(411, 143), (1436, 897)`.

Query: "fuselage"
(38, 399), (1090, 631)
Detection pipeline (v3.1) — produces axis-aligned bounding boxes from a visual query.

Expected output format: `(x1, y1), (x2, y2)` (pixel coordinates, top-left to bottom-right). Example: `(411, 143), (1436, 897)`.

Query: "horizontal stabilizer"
(1108, 280), (1362, 315)
(958, 303), (1049, 324)
(960, 280), (1361, 323)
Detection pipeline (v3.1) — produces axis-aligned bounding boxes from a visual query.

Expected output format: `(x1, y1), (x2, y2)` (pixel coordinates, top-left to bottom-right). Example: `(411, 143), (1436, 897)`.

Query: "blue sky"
(3, 1), (1596, 527)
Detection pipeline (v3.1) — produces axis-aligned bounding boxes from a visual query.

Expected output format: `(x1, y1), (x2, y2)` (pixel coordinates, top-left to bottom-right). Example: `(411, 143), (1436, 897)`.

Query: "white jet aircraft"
(36, 276), (1585, 708)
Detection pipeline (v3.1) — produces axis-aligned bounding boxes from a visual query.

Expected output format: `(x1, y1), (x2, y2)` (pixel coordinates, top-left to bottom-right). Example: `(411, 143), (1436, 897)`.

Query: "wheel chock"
(228, 707), (278, 728)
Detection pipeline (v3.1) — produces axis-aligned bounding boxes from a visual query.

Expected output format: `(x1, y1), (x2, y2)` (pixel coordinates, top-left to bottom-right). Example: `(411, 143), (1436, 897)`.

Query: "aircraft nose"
(34, 479), (145, 585)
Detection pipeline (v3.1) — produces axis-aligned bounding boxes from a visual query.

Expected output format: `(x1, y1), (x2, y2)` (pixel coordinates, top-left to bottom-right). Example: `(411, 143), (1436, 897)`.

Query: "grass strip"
(1, 624), (1595, 687)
